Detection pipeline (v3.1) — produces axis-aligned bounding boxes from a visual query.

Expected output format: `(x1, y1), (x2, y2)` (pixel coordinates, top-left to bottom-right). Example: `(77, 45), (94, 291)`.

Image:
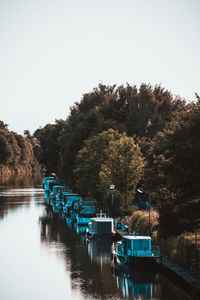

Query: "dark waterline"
(0, 177), (192, 300)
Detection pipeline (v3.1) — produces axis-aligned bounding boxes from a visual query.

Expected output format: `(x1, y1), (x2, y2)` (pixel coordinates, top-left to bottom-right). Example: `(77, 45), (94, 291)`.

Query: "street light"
(110, 184), (115, 217)
(137, 188), (151, 236)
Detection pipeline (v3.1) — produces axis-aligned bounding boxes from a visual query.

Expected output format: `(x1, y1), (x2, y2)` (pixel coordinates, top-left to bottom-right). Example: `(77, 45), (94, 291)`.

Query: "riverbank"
(160, 256), (200, 300)
(125, 208), (200, 298)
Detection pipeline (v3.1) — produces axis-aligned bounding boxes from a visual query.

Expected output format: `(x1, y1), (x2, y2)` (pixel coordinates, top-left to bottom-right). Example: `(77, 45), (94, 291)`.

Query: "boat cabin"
(116, 235), (152, 257)
(88, 217), (114, 238)
(76, 201), (96, 225)
(64, 194), (82, 209)
(51, 185), (67, 202)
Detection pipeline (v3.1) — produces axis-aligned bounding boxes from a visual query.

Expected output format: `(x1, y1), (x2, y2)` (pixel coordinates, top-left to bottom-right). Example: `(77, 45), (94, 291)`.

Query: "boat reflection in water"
(112, 264), (160, 299)
(39, 206), (193, 300)
(84, 238), (113, 265)
(73, 223), (88, 235)
(66, 217), (73, 228)
(39, 207), (122, 300)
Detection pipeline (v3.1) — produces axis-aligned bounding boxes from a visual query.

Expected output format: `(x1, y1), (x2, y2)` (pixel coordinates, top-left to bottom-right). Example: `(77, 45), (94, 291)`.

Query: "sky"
(0, 0), (200, 135)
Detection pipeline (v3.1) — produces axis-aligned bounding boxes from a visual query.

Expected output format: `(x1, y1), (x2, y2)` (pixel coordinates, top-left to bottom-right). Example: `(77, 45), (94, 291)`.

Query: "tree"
(145, 102), (200, 236)
(0, 121), (8, 131)
(73, 129), (122, 200)
(100, 135), (145, 205)
(24, 130), (32, 139)
(58, 84), (126, 185)
(33, 119), (65, 174)
(0, 124), (40, 175)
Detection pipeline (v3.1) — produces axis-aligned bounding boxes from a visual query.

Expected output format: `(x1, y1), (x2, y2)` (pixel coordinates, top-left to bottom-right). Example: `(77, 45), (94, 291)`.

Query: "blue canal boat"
(86, 215), (115, 239)
(76, 200), (96, 225)
(51, 185), (69, 207)
(43, 177), (58, 204)
(112, 234), (161, 268)
(70, 200), (80, 221)
(63, 194), (82, 217)
(52, 189), (71, 213)
(42, 175), (56, 189)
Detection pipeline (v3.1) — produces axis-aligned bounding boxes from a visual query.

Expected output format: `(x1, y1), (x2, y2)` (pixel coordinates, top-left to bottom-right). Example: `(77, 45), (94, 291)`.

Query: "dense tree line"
(33, 84), (200, 237)
(0, 121), (41, 176)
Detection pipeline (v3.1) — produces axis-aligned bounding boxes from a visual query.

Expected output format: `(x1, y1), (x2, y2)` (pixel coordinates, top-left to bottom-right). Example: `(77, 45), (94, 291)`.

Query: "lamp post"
(110, 184), (115, 217)
(137, 188), (151, 236)
(146, 191), (151, 236)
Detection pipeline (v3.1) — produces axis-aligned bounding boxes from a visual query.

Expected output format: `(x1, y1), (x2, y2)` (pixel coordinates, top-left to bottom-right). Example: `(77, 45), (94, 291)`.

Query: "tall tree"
(73, 129), (122, 199)
(145, 102), (200, 236)
(33, 119), (65, 174)
(58, 84), (126, 185)
(100, 135), (145, 204)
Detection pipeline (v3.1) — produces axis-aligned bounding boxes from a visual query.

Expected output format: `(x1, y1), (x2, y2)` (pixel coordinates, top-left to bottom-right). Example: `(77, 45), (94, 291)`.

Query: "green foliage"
(0, 121), (9, 131)
(23, 130), (32, 139)
(58, 83), (177, 186)
(99, 135), (145, 204)
(126, 84), (178, 138)
(74, 129), (144, 207)
(73, 129), (122, 199)
(34, 119), (65, 174)
(0, 123), (41, 175)
(58, 84), (126, 186)
(127, 209), (159, 238)
(0, 129), (21, 165)
(145, 102), (200, 237)
(103, 190), (123, 216)
(0, 132), (10, 164)
(160, 233), (199, 271)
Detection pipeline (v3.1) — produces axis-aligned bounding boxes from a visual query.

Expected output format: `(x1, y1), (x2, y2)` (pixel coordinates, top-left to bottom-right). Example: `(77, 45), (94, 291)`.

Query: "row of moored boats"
(43, 174), (161, 269)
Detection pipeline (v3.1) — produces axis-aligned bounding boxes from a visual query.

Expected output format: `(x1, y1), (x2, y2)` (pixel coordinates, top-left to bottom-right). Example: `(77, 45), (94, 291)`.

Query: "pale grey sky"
(0, 0), (199, 134)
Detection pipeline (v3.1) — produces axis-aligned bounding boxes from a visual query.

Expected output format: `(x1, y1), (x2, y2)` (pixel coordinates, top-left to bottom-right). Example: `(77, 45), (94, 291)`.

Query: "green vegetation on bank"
(22, 83), (200, 240)
(0, 121), (41, 176)
(126, 209), (200, 275)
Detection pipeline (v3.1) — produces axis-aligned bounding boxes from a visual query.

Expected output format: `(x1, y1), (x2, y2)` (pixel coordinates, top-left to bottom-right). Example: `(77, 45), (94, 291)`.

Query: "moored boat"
(52, 189), (71, 213)
(63, 194), (82, 218)
(51, 185), (69, 209)
(86, 214), (115, 239)
(111, 234), (161, 269)
(43, 177), (58, 204)
(76, 200), (96, 225)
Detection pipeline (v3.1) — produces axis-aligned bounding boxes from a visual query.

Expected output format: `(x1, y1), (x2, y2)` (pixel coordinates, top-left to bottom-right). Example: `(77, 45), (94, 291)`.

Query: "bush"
(127, 209), (159, 236)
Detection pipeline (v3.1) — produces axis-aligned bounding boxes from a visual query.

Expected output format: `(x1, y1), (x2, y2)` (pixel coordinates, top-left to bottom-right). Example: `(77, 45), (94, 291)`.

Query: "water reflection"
(84, 238), (113, 265)
(112, 264), (160, 299)
(74, 223), (88, 235)
(39, 205), (194, 300)
(0, 175), (43, 220)
(0, 174), (42, 188)
(0, 180), (194, 300)
(39, 207), (123, 299)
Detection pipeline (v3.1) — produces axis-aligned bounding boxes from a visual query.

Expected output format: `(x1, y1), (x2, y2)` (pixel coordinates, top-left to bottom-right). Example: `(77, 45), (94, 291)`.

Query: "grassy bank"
(126, 209), (200, 276)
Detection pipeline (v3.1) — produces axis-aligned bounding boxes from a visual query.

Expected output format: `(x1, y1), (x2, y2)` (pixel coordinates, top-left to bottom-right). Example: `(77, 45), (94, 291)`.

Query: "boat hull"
(112, 251), (160, 270)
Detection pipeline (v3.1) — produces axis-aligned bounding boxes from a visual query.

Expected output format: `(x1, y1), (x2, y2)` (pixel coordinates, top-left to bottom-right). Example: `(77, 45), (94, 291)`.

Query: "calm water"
(0, 177), (192, 300)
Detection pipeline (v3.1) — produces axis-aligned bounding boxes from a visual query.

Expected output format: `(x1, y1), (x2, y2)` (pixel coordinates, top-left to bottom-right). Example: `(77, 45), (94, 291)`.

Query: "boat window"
(132, 239), (150, 250)
(127, 239), (131, 249)
(80, 207), (96, 214)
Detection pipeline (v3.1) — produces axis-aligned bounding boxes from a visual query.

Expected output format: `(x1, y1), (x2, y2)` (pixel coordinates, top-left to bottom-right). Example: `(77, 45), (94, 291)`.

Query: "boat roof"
(80, 201), (96, 206)
(53, 185), (66, 189)
(92, 217), (113, 222)
(64, 193), (79, 196)
(122, 235), (151, 240)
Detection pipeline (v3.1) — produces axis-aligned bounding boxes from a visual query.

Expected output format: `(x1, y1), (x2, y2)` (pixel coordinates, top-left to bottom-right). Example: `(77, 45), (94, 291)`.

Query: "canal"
(0, 177), (193, 300)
